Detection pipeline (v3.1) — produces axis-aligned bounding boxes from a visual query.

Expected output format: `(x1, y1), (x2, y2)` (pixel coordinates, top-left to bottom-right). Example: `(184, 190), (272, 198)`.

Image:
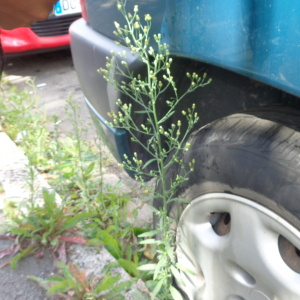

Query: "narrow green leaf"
(134, 249), (139, 266)
(113, 179), (123, 192)
(133, 227), (148, 236)
(56, 212), (96, 234)
(122, 226), (132, 239)
(154, 257), (165, 280)
(170, 266), (185, 287)
(165, 242), (175, 263)
(145, 205), (159, 213)
(169, 286), (183, 300)
(134, 110), (150, 114)
(27, 276), (51, 290)
(47, 281), (69, 295)
(84, 162), (95, 177)
(138, 230), (161, 238)
(151, 279), (164, 300)
(96, 229), (122, 259)
(105, 281), (133, 299)
(10, 246), (36, 270)
(176, 263), (196, 276)
(137, 263), (157, 271)
(118, 258), (139, 277)
(166, 198), (190, 204)
(141, 195), (161, 203)
(100, 262), (120, 275)
(46, 276), (64, 282)
(94, 273), (121, 293)
(139, 239), (159, 245)
(158, 111), (175, 124)
(142, 158), (157, 169)
(126, 245), (132, 261)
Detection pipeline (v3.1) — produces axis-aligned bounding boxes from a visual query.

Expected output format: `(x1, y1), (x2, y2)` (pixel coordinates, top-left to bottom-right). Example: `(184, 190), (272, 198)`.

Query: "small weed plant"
(29, 261), (133, 300)
(0, 188), (94, 269)
(0, 80), (51, 171)
(0, 79), (151, 295)
(98, 1), (211, 299)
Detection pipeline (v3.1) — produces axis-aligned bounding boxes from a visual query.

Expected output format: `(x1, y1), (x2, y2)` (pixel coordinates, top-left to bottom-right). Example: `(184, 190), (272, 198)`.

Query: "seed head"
(145, 14), (152, 21)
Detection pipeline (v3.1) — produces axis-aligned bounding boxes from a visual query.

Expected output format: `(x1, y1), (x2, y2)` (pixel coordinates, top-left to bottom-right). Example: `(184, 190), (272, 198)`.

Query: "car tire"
(154, 110), (300, 300)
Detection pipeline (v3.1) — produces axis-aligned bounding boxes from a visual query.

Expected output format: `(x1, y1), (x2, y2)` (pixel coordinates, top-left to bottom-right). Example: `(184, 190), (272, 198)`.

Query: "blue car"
(70, 1), (300, 299)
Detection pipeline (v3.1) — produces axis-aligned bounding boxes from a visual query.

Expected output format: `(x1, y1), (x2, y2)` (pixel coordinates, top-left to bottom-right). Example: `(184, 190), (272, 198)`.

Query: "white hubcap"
(176, 193), (300, 300)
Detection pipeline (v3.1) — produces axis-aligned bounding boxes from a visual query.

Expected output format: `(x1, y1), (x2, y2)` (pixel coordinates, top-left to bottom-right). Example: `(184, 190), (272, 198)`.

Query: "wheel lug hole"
(210, 212), (231, 236)
(224, 213), (231, 225)
(295, 247), (300, 257)
(278, 235), (300, 273)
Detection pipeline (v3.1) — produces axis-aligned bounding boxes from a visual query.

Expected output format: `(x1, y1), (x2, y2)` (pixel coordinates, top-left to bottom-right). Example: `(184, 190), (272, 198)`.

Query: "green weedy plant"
(29, 261), (133, 300)
(0, 188), (95, 269)
(98, 2), (211, 299)
(0, 80), (145, 275)
(0, 80), (51, 171)
(0, 79), (149, 282)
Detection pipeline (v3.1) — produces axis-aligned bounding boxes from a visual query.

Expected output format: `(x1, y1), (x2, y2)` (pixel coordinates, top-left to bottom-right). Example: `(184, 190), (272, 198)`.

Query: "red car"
(1, 0), (81, 55)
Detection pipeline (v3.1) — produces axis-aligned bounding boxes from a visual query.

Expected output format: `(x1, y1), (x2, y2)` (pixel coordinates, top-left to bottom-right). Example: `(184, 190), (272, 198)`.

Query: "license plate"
(55, 0), (81, 16)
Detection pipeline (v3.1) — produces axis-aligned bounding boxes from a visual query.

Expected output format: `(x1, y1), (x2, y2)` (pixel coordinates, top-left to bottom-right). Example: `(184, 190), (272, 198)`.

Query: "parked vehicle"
(1, 0), (81, 55)
(70, 0), (300, 299)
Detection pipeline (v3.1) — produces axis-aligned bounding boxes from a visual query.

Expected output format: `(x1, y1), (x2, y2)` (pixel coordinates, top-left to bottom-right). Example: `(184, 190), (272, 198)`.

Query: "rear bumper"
(85, 98), (133, 170)
(70, 18), (143, 171)
(1, 28), (70, 54)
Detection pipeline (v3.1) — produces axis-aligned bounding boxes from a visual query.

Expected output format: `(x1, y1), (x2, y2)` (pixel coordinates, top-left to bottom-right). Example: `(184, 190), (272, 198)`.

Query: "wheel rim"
(176, 193), (300, 300)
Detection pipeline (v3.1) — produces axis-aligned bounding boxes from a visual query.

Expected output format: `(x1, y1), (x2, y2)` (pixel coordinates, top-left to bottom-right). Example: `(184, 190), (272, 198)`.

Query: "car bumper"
(1, 28), (70, 54)
(70, 18), (142, 171)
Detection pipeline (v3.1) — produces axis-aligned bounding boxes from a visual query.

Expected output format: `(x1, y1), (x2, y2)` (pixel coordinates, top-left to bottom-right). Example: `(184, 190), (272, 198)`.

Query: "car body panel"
(84, 0), (300, 99)
(71, 18), (141, 166)
(2, 11), (81, 55)
(1, 27), (70, 54)
(85, 97), (133, 170)
(85, 0), (165, 44)
(162, 0), (300, 98)
(71, 0), (300, 177)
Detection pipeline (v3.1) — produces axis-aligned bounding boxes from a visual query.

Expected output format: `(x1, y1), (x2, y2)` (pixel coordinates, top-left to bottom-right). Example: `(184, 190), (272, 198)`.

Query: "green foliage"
(0, 80), (152, 283)
(0, 81), (51, 171)
(99, 1), (211, 298)
(28, 261), (133, 300)
(83, 226), (142, 280)
(0, 188), (94, 269)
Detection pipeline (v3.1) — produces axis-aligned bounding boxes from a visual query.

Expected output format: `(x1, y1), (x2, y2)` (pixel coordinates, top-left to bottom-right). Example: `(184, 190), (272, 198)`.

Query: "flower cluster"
(97, 2), (212, 299)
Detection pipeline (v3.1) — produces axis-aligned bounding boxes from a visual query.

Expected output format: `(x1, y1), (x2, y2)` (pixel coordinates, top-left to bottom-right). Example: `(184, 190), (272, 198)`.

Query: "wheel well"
(124, 56), (300, 172)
